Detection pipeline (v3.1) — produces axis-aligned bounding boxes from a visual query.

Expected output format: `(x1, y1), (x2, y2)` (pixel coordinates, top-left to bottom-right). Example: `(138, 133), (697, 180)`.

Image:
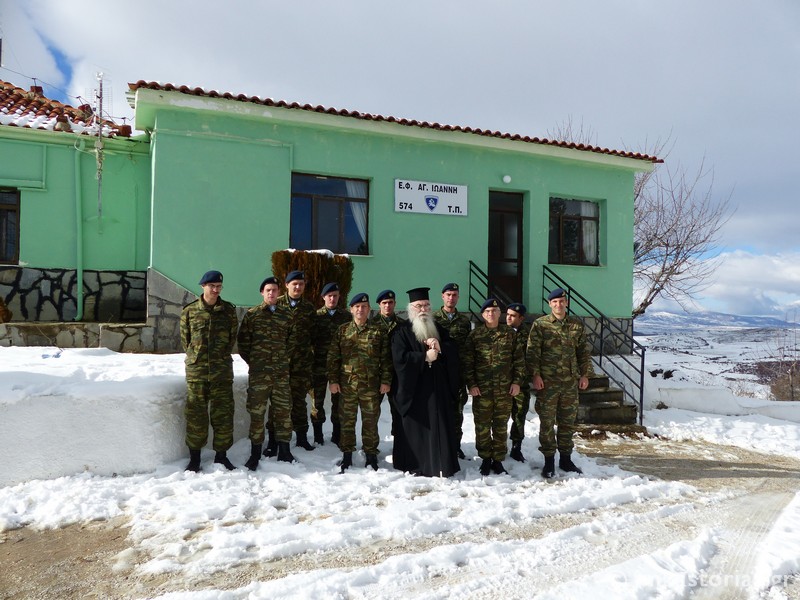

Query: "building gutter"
(74, 141), (84, 321)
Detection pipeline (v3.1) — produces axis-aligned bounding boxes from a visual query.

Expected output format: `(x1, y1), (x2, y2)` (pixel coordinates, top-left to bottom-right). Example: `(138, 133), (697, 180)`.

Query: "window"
(0, 189), (20, 264)
(548, 197), (599, 266)
(290, 174), (369, 255)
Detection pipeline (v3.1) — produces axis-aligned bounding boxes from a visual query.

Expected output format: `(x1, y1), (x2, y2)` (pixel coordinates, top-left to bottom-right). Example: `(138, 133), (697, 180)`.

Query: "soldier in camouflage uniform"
(180, 270), (239, 472)
(433, 282), (472, 458)
(237, 276), (294, 469)
(276, 270), (317, 451)
(464, 298), (525, 476)
(327, 293), (392, 473)
(369, 289), (406, 436)
(311, 282), (352, 446)
(527, 288), (591, 478)
(505, 302), (532, 462)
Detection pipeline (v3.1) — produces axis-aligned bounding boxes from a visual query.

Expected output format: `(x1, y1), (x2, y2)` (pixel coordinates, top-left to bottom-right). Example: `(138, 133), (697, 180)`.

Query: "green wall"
(0, 130), (151, 271)
(147, 105), (638, 316)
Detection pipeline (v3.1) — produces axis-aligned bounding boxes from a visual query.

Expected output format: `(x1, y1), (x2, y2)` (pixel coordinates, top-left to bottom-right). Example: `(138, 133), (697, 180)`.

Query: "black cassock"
(391, 321), (461, 477)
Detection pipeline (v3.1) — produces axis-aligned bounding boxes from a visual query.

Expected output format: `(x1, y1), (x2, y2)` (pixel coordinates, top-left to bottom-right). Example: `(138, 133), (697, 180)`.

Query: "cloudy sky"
(2, 0), (798, 317)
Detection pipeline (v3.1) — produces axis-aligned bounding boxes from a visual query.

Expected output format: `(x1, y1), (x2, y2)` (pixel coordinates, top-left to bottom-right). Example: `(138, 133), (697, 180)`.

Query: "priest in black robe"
(391, 287), (461, 477)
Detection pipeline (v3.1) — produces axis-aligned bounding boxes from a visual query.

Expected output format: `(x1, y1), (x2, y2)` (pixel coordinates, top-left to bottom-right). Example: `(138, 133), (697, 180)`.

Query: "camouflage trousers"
(248, 376), (292, 444)
(289, 369), (312, 433)
(184, 379), (234, 451)
(311, 372), (341, 425)
(534, 384), (579, 456)
(472, 388), (513, 461)
(338, 383), (382, 454)
(509, 389), (532, 443)
(453, 375), (468, 444)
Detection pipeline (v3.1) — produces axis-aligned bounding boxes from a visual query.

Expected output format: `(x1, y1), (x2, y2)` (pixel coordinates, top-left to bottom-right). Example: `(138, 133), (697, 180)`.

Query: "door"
(488, 191), (523, 302)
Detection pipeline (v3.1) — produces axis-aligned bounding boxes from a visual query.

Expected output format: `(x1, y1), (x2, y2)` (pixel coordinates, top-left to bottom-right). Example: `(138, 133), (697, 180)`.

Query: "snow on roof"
(0, 79), (131, 138)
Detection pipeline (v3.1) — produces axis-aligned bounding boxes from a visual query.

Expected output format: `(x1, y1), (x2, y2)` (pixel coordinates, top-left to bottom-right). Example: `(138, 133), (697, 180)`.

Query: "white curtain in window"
(345, 180), (368, 248)
(581, 202), (598, 264)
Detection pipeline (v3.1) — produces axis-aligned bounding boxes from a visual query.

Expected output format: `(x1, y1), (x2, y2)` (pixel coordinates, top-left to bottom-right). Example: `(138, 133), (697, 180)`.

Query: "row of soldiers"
(180, 269), (591, 478)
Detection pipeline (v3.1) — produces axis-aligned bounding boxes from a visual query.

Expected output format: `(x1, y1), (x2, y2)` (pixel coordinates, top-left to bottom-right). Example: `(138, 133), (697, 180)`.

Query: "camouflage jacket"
(327, 320), (392, 390)
(464, 323), (525, 390)
(369, 313), (407, 337)
(237, 302), (291, 380)
(312, 307), (352, 372)
(433, 308), (472, 372)
(512, 321), (532, 381)
(276, 293), (316, 372)
(180, 296), (238, 382)
(526, 313), (591, 384)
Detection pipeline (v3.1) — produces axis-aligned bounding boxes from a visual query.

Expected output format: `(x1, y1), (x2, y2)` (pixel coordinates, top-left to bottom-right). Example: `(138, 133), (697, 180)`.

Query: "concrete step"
(579, 387), (624, 406)
(588, 375), (610, 388)
(577, 402), (638, 425)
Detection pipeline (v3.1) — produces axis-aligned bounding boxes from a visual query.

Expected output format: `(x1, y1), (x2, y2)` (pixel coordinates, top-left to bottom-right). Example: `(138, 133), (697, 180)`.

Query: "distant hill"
(634, 310), (798, 334)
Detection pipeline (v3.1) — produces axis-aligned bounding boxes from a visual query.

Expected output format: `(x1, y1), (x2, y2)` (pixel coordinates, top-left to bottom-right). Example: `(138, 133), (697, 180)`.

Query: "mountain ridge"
(634, 310), (798, 333)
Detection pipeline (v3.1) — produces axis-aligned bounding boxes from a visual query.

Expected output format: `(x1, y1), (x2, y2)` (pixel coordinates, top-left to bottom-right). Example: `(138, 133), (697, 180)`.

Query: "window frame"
(290, 173), (370, 255)
(0, 188), (20, 264)
(548, 196), (600, 266)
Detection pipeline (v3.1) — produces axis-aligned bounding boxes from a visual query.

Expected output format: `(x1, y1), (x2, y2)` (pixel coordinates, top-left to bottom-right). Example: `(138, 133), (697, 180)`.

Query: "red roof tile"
(128, 80), (660, 163)
(0, 80), (131, 138)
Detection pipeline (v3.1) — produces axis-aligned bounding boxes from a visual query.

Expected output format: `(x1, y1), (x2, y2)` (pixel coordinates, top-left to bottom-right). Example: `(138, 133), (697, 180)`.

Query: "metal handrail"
(542, 265), (646, 426)
(467, 261), (514, 320)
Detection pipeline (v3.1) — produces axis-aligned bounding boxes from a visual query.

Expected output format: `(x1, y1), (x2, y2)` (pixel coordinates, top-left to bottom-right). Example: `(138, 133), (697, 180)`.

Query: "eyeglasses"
(206, 284), (223, 291)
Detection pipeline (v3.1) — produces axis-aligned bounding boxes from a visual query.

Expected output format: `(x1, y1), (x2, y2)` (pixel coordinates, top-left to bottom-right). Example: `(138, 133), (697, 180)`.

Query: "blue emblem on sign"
(425, 196), (439, 212)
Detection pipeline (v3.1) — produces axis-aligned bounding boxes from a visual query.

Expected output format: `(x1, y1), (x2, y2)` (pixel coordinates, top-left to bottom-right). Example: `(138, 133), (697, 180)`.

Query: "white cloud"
(3, 0), (800, 314)
(644, 251), (800, 317)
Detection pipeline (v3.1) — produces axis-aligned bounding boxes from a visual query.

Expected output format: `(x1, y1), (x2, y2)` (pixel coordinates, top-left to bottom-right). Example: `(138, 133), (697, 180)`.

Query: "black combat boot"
(338, 451), (353, 473)
(295, 431), (315, 451)
(559, 452), (583, 474)
(365, 453), (379, 471)
(479, 457), (492, 476)
(312, 421), (325, 446)
(509, 441), (525, 462)
(331, 422), (341, 446)
(185, 449), (201, 472)
(262, 434), (278, 458)
(491, 459), (507, 475)
(541, 455), (556, 479)
(277, 442), (296, 463)
(244, 443), (261, 471)
(214, 451), (236, 471)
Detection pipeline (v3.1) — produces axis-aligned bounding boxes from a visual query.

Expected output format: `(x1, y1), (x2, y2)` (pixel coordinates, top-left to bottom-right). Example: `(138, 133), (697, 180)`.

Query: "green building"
(1, 79), (658, 354)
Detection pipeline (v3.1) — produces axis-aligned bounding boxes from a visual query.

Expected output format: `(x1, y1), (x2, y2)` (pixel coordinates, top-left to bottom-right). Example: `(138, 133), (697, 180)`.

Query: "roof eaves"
(127, 80), (662, 164)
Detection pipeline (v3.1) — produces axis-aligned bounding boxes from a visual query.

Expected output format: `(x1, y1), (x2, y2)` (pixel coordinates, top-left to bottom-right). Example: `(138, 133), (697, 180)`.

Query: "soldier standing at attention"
(327, 293), (392, 473)
(180, 270), (239, 472)
(464, 298), (524, 476)
(433, 282), (471, 458)
(505, 302), (532, 462)
(311, 282), (351, 447)
(527, 288), (591, 478)
(237, 276), (294, 469)
(277, 270), (317, 451)
(369, 289), (406, 436)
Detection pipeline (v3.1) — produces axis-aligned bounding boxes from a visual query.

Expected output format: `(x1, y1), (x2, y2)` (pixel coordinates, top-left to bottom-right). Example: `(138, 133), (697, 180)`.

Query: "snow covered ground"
(2, 321), (800, 599)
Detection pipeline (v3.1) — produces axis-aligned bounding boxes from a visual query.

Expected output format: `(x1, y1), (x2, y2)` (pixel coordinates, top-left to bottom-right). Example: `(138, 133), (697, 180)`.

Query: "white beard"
(408, 305), (439, 344)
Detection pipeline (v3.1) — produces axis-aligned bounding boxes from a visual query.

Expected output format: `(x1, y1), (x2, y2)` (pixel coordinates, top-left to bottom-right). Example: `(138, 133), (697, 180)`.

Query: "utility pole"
(94, 73), (105, 229)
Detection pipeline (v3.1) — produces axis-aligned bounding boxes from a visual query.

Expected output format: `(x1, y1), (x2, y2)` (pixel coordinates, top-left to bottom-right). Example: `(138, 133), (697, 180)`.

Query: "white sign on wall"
(394, 179), (468, 216)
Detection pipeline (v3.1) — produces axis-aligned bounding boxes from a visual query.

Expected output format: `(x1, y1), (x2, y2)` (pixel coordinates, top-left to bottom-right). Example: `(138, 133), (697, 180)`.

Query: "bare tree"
(547, 120), (733, 318)
(632, 154), (731, 317)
